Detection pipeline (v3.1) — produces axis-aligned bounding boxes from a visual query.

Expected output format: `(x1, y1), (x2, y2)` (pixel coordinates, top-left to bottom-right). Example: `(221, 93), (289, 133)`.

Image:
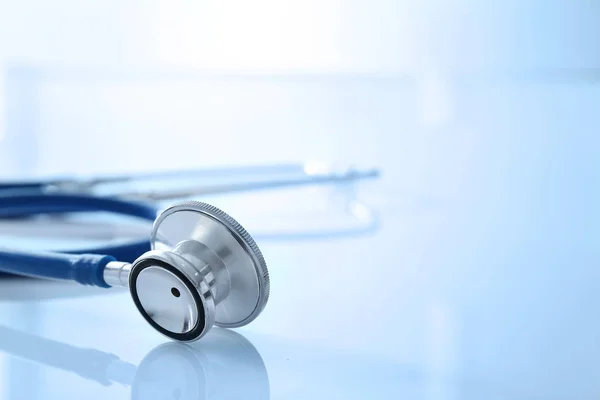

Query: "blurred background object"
(1, 0), (599, 178)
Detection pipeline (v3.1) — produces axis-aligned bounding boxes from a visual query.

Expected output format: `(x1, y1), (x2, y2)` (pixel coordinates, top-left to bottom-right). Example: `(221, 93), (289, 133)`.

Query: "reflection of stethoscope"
(0, 162), (379, 341)
(0, 325), (269, 400)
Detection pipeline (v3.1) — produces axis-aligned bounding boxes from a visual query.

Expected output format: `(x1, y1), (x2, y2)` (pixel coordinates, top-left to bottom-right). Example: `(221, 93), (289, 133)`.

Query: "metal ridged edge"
(157, 200), (270, 324)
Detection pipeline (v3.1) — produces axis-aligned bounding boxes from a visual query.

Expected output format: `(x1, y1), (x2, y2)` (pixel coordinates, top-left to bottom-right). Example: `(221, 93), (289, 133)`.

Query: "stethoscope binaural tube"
(0, 194), (270, 342)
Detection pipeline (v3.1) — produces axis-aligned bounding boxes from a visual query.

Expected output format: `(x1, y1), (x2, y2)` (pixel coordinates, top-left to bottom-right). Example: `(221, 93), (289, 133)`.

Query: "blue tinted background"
(0, 1), (599, 399)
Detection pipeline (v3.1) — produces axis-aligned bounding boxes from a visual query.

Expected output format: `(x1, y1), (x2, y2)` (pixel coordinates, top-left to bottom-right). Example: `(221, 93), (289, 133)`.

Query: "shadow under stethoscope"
(0, 325), (269, 400)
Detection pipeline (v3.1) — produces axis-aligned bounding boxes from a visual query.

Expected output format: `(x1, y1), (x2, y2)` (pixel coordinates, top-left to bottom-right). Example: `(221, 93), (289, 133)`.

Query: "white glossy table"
(0, 74), (598, 400)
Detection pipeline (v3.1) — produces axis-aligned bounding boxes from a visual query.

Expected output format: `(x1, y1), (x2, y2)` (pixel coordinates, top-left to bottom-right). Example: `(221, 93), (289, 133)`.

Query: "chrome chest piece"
(126, 201), (269, 342)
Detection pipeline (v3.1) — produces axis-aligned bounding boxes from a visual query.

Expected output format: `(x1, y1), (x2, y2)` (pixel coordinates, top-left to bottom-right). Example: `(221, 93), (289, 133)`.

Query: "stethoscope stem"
(103, 261), (132, 287)
(0, 247), (114, 287)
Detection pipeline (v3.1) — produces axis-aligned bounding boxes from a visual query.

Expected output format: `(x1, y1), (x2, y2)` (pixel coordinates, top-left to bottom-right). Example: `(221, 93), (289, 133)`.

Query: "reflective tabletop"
(0, 75), (598, 398)
(0, 6), (599, 395)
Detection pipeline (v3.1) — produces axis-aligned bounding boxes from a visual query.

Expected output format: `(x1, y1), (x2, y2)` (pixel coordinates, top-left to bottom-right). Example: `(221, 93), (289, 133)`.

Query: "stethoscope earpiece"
(126, 201), (270, 341)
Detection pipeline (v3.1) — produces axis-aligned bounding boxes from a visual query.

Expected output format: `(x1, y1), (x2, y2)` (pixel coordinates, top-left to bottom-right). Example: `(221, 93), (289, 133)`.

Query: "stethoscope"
(0, 162), (379, 342)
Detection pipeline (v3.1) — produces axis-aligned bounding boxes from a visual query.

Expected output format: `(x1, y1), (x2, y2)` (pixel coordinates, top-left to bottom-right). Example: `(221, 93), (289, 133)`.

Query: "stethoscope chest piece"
(129, 201), (270, 342)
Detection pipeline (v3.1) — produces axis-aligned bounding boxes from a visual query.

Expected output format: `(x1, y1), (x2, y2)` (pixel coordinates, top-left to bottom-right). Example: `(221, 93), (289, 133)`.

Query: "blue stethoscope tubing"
(0, 194), (157, 288)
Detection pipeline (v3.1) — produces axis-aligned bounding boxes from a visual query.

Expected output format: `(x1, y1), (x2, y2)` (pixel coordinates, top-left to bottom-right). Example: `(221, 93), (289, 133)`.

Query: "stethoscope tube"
(0, 193), (158, 220)
(0, 194), (158, 287)
(0, 182), (47, 194)
(0, 248), (115, 287)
